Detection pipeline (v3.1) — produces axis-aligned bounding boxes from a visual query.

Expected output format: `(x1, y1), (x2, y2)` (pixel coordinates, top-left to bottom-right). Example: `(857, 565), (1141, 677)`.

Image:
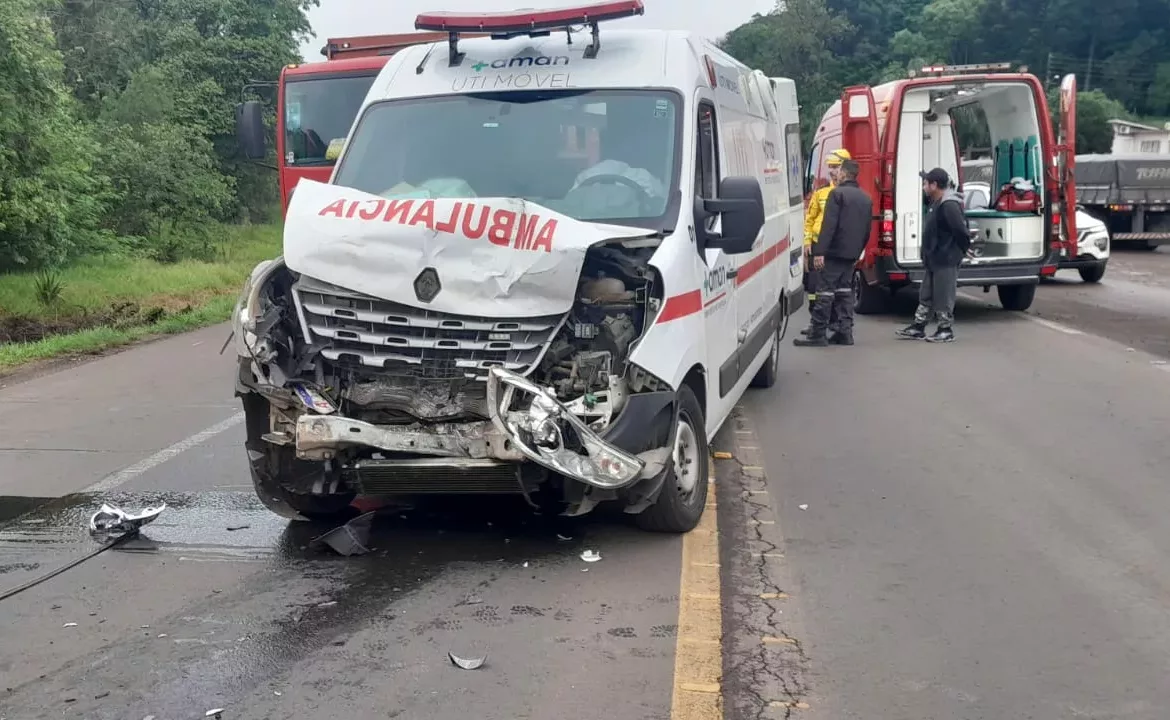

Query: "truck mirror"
(696, 176), (765, 255)
(235, 101), (267, 160)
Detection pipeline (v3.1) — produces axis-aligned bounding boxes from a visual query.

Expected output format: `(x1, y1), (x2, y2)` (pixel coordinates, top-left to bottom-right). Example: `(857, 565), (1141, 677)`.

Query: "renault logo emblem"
(413, 267), (442, 303)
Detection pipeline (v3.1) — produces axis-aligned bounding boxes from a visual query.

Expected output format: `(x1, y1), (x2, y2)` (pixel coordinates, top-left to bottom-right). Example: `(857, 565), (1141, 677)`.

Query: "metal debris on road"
(88, 503), (166, 537)
(448, 650), (487, 670)
(580, 550), (602, 563)
(309, 511), (375, 556)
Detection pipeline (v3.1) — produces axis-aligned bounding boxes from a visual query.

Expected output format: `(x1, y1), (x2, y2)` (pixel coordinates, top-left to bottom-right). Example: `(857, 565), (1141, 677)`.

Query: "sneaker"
(926, 327), (955, 343)
(793, 334), (828, 347)
(827, 332), (854, 346)
(895, 323), (927, 340)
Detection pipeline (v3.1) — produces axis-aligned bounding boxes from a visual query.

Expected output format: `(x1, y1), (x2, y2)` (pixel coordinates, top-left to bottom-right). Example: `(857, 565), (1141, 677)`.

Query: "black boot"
(794, 332), (828, 347)
(828, 331), (854, 346)
(798, 326), (812, 337)
(926, 326), (955, 343)
(895, 322), (927, 339)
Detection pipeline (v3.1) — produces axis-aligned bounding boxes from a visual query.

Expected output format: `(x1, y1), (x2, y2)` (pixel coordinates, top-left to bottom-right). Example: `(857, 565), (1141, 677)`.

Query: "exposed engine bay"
(234, 242), (676, 514)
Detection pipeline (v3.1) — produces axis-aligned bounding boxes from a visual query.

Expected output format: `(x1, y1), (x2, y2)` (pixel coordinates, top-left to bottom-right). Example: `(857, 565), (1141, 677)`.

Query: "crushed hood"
(283, 180), (624, 317)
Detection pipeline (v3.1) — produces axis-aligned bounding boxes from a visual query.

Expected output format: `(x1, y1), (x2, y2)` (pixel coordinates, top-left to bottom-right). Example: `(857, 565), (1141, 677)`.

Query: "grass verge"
(0, 224), (280, 373)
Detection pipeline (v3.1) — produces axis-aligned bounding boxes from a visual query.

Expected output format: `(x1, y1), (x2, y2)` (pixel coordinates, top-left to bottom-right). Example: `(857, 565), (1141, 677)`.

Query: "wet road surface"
(1, 247), (1168, 719)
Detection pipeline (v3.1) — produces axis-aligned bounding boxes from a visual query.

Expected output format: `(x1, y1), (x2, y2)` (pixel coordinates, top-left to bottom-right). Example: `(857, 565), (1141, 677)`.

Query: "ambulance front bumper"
(486, 367), (646, 490)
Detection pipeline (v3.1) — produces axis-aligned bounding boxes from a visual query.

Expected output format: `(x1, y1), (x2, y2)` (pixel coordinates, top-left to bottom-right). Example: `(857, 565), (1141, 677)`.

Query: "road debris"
(62, 622), (77, 628)
(448, 650), (487, 670)
(580, 550), (602, 563)
(225, 525), (250, 532)
(713, 451), (734, 459)
(309, 511), (375, 556)
(205, 709), (224, 718)
(88, 503), (166, 537)
(798, 504), (809, 510)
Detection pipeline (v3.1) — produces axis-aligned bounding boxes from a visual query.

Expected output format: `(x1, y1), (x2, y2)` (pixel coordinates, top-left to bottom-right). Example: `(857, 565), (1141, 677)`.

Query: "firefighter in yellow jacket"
(800, 148), (851, 336)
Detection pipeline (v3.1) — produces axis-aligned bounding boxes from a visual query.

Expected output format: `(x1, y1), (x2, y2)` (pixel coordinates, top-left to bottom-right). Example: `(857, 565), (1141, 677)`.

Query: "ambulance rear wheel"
(854, 270), (892, 315)
(636, 384), (709, 534)
(997, 283), (1036, 311)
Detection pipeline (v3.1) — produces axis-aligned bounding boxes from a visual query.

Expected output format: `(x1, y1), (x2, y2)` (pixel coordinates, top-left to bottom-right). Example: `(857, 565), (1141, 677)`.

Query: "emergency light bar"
(912, 62), (1015, 77)
(415, 0), (645, 66)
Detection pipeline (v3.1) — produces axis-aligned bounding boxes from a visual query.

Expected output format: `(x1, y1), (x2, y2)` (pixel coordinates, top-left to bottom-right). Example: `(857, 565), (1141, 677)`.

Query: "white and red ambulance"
(231, 0), (806, 532)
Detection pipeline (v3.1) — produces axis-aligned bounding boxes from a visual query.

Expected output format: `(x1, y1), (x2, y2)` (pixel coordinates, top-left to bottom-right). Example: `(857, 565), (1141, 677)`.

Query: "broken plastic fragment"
(556, 534), (573, 541)
(798, 504), (809, 510)
(309, 512), (375, 556)
(448, 651), (487, 670)
(62, 622), (77, 628)
(205, 710), (224, 719)
(580, 550), (601, 563)
(88, 503), (166, 537)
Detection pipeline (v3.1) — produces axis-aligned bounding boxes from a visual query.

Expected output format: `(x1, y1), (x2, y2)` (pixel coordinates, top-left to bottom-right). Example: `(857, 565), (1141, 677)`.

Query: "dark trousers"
(913, 264), (958, 329)
(809, 257), (855, 336)
(805, 269), (839, 329)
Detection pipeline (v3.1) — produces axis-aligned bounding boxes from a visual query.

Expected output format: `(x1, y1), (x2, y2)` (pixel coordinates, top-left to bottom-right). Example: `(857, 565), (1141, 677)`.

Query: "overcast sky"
(299, 0), (776, 60)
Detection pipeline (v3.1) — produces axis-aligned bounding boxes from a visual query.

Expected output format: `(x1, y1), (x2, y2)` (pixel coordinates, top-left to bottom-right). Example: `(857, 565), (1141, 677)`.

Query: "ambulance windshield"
(332, 89), (681, 229)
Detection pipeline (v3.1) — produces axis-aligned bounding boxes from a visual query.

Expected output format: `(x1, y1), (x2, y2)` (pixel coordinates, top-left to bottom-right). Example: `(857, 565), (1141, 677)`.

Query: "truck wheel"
(1078, 262), (1107, 283)
(997, 283), (1036, 311)
(854, 270), (892, 315)
(243, 393), (355, 521)
(636, 384), (709, 534)
(750, 312), (781, 389)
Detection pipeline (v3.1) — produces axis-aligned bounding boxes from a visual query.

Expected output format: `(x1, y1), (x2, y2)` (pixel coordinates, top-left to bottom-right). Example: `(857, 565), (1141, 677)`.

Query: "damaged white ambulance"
(231, 1), (806, 532)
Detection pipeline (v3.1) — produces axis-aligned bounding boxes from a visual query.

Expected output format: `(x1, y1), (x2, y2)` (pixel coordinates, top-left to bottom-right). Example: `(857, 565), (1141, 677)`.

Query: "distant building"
(1109, 119), (1170, 155)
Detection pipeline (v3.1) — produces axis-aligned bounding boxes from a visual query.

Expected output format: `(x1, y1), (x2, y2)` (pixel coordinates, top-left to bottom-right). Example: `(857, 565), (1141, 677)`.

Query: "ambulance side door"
(693, 94), (740, 427)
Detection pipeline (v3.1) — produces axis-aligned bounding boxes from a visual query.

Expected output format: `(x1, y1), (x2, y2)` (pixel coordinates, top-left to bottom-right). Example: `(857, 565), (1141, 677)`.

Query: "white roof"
(364, 29), (742, 102)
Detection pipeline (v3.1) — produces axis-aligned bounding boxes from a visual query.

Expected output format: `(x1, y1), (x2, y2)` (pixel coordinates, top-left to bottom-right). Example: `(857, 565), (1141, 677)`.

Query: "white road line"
(83, 412), (245, 493)
(1025, 316), (1084, 335)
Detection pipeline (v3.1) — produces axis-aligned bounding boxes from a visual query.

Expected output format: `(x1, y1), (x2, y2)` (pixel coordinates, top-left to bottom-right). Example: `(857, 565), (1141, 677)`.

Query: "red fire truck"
(236, 33), (453, 217)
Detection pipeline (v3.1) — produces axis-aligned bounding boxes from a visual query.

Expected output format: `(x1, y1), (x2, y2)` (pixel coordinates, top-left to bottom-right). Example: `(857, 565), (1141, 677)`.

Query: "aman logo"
(471, 54), (570, 72)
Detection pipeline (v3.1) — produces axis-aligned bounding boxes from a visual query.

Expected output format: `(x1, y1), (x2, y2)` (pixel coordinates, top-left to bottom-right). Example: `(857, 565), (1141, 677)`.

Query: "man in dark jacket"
(896, 168), (971, 343)
(794, 159), (873, 347)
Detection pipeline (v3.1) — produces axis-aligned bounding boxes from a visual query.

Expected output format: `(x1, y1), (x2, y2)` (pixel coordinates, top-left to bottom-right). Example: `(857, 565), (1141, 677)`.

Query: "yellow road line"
(671, 459), (723, 720)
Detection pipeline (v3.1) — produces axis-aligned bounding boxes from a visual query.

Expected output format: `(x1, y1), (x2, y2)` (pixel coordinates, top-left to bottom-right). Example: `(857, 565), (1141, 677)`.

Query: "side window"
(784, 123), (803, 207)
(816, 134), (841, 189)
(804, 141), (820, 196)
(695, 102), (720, 229)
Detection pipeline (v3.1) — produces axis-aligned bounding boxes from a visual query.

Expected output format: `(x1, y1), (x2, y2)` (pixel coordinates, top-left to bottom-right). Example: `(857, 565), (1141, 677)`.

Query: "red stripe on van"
(655, 234), (792, 324)
(656, 289), (703, 323)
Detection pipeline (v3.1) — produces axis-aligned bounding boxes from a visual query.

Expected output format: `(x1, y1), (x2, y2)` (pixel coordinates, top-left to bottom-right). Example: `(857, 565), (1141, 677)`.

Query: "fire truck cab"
(810, 64), (1079, 313)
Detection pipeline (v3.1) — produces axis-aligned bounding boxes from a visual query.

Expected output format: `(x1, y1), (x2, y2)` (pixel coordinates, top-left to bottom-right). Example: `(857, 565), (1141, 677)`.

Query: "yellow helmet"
(826, 148), (852, 167)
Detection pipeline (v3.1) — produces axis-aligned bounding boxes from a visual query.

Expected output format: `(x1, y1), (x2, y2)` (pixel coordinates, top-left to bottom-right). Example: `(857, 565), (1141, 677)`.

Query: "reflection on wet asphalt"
(0, 492), (679, 720)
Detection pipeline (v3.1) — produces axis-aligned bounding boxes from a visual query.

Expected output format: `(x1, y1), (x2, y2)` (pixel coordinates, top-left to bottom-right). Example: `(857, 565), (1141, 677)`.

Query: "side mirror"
(235, 101), (267, 160)
(695, 176), (765, 255)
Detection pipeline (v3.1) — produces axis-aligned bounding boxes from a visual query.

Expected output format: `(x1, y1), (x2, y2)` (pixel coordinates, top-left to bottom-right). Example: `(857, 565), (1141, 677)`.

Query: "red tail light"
(876, 194), (894, 256)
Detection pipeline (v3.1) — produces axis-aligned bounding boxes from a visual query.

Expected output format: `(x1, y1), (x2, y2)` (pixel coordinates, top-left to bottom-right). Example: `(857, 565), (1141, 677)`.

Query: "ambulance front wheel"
(635, 384), (709, 534)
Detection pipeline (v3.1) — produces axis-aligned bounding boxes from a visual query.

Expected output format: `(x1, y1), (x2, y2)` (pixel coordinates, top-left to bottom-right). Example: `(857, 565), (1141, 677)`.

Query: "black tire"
(997, 283), (1036, 311)
(242, 393), (355, 521)
(1078, 262), (1107, 283)
(750, 311), (781, 389)
(854, 270), (892, 315)
(635, 384), (709, 534)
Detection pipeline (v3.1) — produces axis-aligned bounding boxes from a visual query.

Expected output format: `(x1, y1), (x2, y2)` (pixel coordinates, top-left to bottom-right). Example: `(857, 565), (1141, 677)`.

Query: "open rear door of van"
(840, 86), (881, 254)
(1057, 74), (1078, 255)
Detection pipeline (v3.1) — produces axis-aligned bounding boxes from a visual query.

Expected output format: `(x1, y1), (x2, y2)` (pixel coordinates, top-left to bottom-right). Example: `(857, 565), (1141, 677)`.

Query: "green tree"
(0, 0), (109, 271)
(720, 0), (853, 143)
(1047, 89), (1130, 154)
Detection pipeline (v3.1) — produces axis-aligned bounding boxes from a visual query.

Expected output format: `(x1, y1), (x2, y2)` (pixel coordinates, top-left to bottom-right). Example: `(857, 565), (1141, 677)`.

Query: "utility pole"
(1086, 34), (1096, 91)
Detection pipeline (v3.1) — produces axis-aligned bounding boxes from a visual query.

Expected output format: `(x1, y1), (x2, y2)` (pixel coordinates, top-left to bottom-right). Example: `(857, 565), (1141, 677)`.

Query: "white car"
(962, 181), (1110, 283)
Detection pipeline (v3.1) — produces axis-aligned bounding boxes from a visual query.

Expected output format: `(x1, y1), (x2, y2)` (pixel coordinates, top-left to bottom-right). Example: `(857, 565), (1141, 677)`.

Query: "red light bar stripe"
(416, 0), (643, 32)
(655, 234), (791, 325)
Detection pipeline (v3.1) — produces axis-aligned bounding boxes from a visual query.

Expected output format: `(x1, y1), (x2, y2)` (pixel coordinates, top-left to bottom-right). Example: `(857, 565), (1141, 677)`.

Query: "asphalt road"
(1, 247), (1168, 720)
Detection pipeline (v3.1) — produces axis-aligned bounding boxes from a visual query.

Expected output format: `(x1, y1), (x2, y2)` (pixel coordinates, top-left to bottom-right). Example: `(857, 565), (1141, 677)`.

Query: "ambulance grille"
(292, 279), (566, 381)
